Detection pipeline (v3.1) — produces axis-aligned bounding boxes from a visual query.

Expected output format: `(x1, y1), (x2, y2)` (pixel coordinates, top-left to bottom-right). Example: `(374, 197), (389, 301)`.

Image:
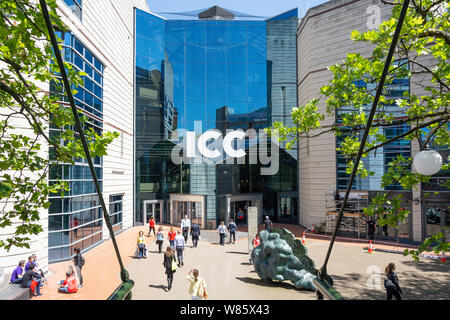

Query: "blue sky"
(145, 0), (330, 18)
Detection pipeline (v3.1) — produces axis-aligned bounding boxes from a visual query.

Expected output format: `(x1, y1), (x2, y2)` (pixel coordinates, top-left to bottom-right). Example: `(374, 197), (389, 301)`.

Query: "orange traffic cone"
(441, 252), (447, 263)
(302, 232), (306, 245)
(368, 241), (373, 254)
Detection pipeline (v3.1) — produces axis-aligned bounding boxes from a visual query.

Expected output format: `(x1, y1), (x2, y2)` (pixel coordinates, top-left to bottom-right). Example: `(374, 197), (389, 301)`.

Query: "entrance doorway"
(169, 194), (205, 229)
(218, 193), (263, 226)
(143, 200), (163, 224)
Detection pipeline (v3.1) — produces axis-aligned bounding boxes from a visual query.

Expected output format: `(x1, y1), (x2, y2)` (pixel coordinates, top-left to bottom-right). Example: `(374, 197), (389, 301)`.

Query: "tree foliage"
(270, 0), (449, 256)
(0, 0), (118, 250)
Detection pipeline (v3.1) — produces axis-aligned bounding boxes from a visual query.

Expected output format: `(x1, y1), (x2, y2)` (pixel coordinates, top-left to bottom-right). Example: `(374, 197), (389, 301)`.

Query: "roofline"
(265, 7), (298, 21)
(135, 7), (168, 20)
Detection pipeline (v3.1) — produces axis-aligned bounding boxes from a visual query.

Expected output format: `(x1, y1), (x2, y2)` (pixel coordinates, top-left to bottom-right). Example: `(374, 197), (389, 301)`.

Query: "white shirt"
(181, 218), (191, 229)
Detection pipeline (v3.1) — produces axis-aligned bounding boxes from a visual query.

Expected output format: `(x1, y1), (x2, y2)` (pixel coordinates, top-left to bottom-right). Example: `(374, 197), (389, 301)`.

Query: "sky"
(145, 0), (331, 18)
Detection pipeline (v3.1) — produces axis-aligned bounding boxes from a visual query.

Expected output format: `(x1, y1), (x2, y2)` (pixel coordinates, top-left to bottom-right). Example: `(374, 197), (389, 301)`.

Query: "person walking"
(10, 260), (26, 284)
(264, 216), (273, 233)
(218, 221), (227, 246)
(190, 222), (201, 248)
(73, 248), (85, 288)
(155, 227), (165, 253)
(384, 263), (403, 300)
(227, 218), (237, 244)
(168, 227), (176, 251)
(237, 208), (244, 226)
(252, 234), (260, 248)
(187, 269), (207, 300)
(148, 216), (156, 237)
(175, 230), (186, 267)
(181, 215), (191, 244)
(382, 213), (389, 236)
(137, 231), (146, 259)
(163, 246), (177, 291)
(367, 216), (376, 241)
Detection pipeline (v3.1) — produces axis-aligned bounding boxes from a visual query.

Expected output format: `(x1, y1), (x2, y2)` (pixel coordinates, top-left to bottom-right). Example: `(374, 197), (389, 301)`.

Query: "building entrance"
(169, 194), (205, 228)
(143, 200), (163, 224)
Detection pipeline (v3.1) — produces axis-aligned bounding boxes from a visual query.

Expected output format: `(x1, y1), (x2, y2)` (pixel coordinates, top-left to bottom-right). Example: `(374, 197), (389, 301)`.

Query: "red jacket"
(63, 275), (78, 293)
(168, 231), (176, 241)
(252, 238), (260, 248)
(149, 219), (155, 227)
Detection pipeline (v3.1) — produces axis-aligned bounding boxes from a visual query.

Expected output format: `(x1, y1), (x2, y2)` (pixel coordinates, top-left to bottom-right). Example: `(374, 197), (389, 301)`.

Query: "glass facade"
(48, 32), (104, 262)
(336, 76), (411, 191)
(135, 7), (298, 226)
(63, 0), (82, 20)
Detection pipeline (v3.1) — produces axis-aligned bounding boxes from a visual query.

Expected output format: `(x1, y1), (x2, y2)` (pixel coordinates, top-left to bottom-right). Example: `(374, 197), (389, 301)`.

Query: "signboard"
(247, 206), (258, 253)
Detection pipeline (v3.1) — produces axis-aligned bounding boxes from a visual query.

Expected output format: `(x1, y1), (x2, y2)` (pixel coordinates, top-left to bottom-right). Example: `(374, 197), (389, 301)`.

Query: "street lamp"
(413, 146), (443, 176)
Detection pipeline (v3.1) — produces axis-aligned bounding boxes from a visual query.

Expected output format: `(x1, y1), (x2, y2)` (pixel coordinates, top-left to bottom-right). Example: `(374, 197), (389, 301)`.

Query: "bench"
(0, 268), (32, 300)
(0, 284), (32, 300)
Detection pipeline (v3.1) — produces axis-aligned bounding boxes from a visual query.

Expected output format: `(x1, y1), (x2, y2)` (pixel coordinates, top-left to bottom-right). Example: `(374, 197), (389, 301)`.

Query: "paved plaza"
(36, 225), (449, 300)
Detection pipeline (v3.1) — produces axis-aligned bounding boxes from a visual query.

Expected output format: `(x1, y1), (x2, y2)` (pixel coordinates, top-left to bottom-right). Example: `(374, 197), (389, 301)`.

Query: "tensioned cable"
(318, 0), (411, 295)
(39, 0), (130, 282)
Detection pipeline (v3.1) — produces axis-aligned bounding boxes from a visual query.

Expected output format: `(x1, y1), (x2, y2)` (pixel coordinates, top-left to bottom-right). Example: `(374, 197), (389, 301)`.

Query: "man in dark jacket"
(20, 264), (42, 296)
(190, 223), (201, 248)
(367, 217), (376, 241)
(227, 219), (237, 244)
(73, 248), (85, 288)
(264, 216), (273, 233)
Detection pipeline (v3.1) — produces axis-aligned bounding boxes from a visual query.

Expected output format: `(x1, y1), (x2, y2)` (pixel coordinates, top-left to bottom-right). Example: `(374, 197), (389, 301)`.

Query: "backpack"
(384, 278), (396, 291)
(80, 255), (85, 266)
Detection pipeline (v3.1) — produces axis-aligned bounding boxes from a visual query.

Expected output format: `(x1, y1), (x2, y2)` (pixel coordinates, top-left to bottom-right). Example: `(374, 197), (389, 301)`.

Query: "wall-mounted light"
(413, 145), (443, 176)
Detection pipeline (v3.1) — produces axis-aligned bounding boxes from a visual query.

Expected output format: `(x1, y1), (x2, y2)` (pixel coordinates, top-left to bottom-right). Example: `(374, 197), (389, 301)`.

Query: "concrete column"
(411, 139), (423, 242)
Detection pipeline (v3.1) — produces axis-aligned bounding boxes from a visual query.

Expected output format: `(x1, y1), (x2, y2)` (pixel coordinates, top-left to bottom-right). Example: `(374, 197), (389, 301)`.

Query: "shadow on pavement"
(226, 251), (249, 255)
(235, 277), (311, 293)
(148, 284), (167, 291)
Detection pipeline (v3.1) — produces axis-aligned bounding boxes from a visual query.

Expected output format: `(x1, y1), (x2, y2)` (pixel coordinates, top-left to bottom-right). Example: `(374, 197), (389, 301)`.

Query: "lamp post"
(413, 145), (443, 176)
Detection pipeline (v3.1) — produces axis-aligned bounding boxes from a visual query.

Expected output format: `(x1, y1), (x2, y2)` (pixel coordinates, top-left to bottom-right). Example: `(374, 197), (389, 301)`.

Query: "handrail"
(107, 280), (135, 300)
(313, 278), (344, 300)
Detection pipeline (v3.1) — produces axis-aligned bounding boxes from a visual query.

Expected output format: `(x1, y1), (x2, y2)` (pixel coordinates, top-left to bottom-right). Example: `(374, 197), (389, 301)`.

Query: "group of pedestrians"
(141, 215), (207, 299)
(217, 219), (238, 245)
(9, 249), (84, 297)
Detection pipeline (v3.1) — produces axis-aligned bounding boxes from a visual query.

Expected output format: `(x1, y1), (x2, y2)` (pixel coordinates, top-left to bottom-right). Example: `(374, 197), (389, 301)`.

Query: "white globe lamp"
(413, 147), (443, 176)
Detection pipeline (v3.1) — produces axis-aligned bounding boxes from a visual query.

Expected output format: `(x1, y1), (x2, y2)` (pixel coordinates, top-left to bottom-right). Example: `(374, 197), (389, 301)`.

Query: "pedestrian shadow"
(148, 284), (167, 291)
(240, 262), (252, 265)
(226, 251), (249, 255)
(235, 277), (312, 292)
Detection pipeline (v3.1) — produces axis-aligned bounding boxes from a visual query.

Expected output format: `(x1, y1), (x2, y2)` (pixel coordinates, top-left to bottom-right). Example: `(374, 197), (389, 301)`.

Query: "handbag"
(202, 280), (208, 299)
(30, 280), (38, 294)
(171, 257), (178, 271)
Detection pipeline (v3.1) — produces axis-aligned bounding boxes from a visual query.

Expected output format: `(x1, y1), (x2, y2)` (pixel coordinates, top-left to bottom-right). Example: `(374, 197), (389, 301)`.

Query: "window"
(48, 32), (104, 263)
(64, 0), (82, 21)
(109, 194), (124, 234)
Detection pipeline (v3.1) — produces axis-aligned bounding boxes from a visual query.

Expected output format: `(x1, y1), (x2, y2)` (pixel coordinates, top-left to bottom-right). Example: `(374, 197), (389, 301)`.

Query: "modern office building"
(297, 0), (449, 242)
(0, 0), (150, 275)
(134, 6), (299, 229)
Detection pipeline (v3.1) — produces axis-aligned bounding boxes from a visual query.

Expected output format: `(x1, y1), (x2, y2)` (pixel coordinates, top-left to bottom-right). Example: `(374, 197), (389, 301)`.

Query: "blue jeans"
(176, 247), (184, 264)
(12, 278), (22, 284)
(138, 244), (145, 259)
(58, 287), (69, 293)
(169, 240), (175, 250)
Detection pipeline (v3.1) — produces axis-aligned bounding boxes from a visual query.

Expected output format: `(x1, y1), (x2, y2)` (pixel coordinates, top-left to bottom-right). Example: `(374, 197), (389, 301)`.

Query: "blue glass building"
(135, 6), (298, 228)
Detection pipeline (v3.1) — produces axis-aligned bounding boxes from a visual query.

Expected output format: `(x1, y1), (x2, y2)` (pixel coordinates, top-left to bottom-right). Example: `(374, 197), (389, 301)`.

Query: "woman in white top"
(217, 221), (227, 246)
(187, 269), (207, 300)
